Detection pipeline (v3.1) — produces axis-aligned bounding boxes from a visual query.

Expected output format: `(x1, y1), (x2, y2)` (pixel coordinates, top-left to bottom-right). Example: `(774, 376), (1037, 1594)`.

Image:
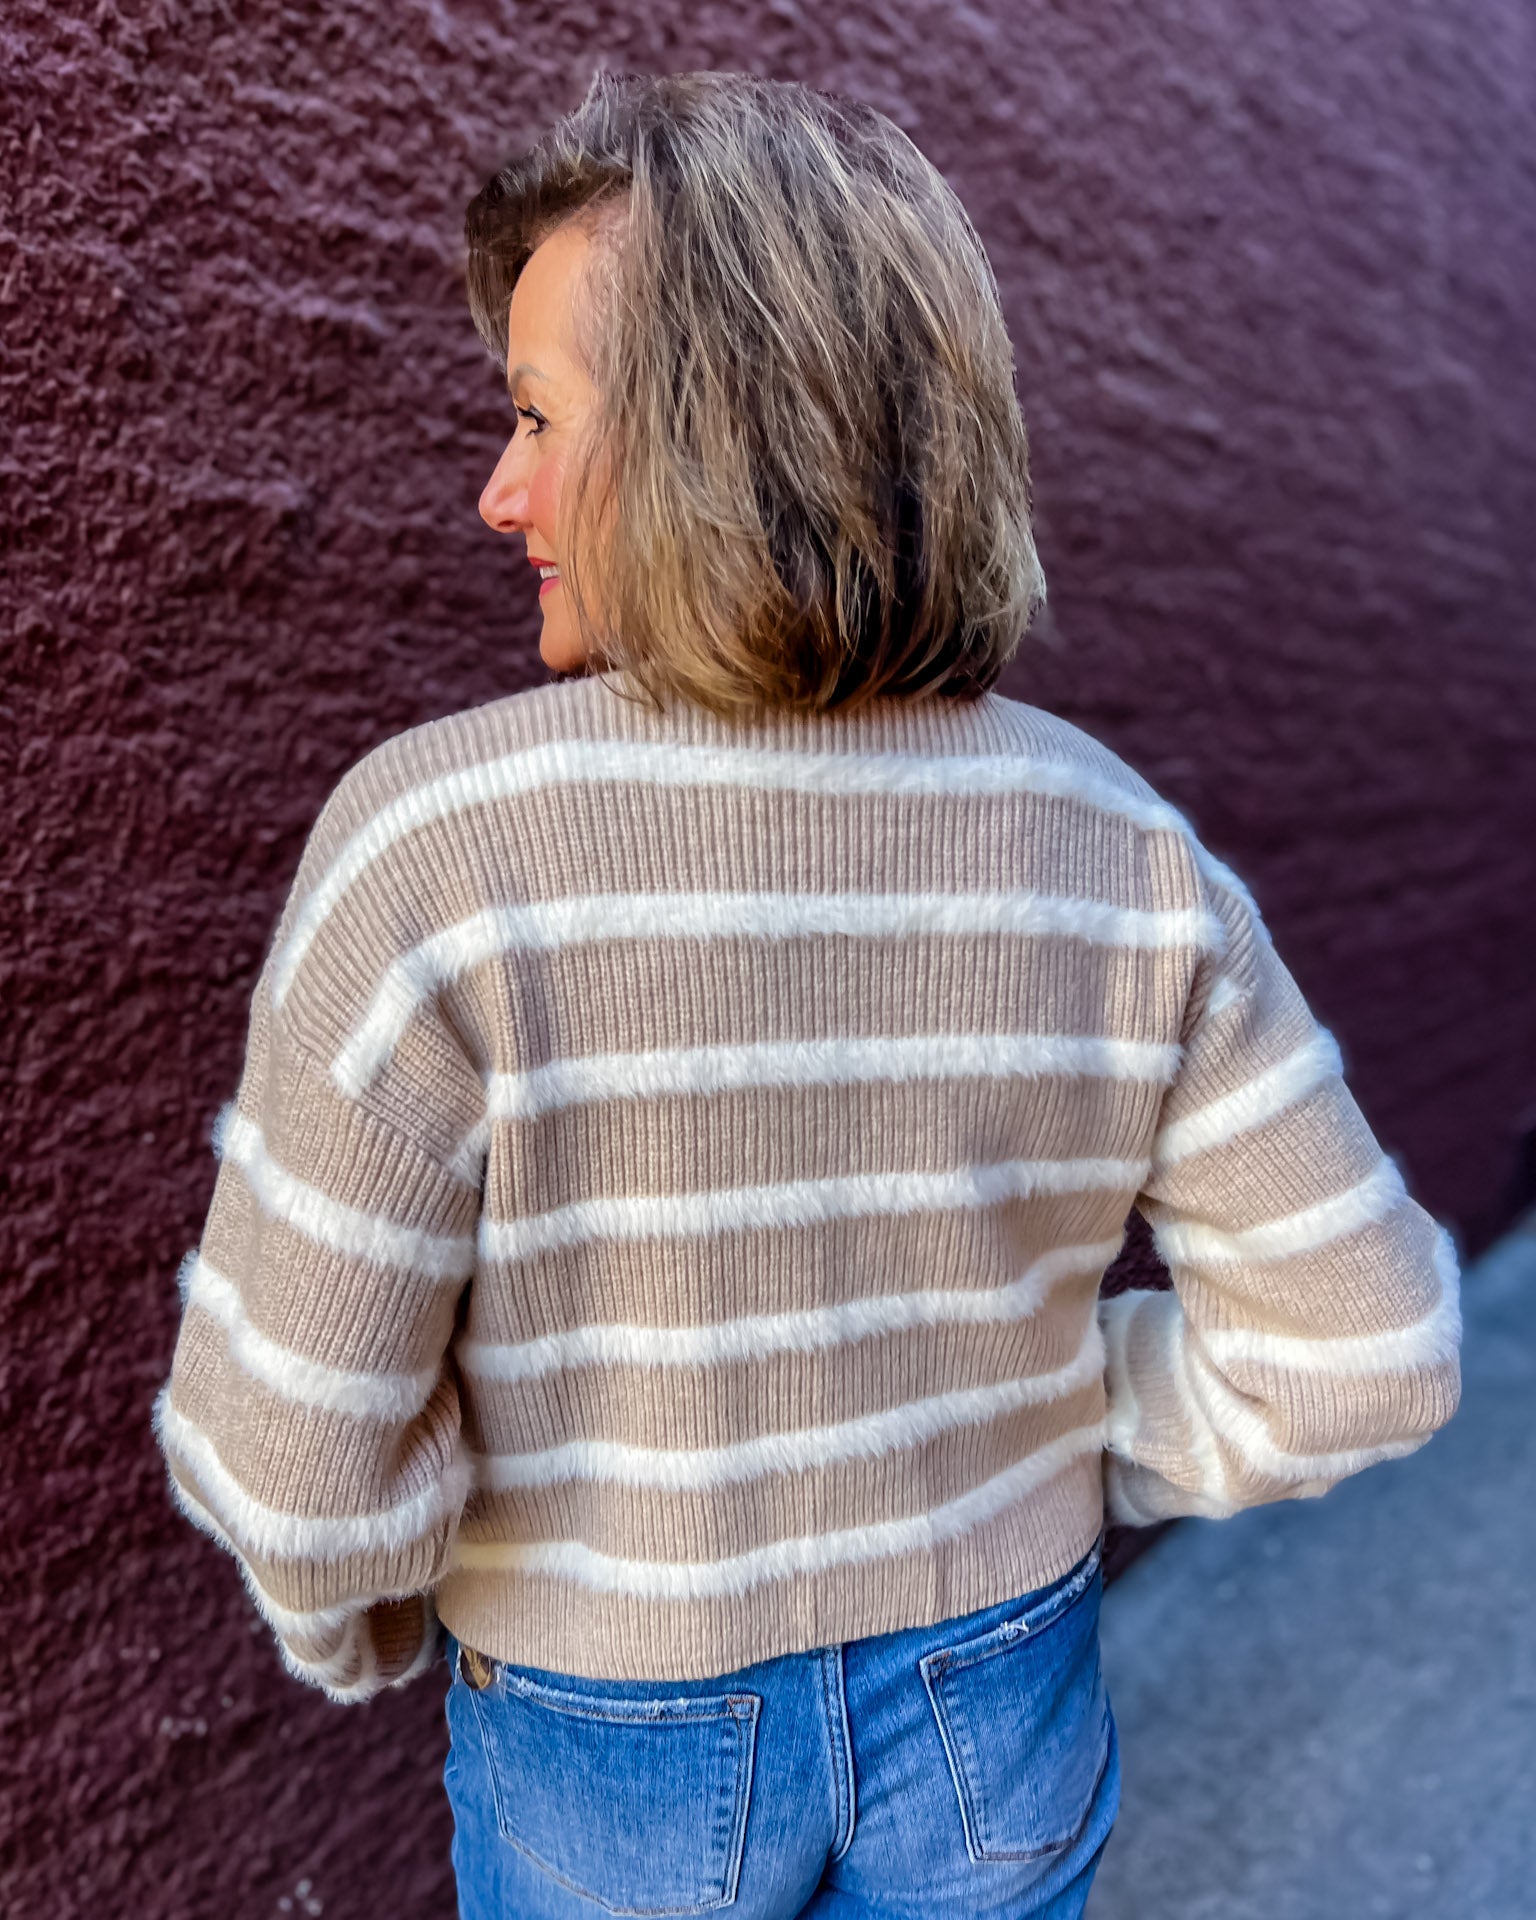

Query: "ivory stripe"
(489, 1030), (1180, 1122)
(330, 890), (1217, 1096)
(272, 734), (1211, 1010)
(1206, 973), (1244, 1019)
(471, 1330), (1105, 1492)
(451, 1422), (1108, 1599)
(217, 1107), (477, 1284)
(152, 1387), (473, 1562)
(180, 1252), (438, 1420)
(1096, 1288), (1143, 1457)
(460, 1240), (1122, 1383)
(1102, 1457), (1169, 1528)
(478, 1154), (1148, 1262)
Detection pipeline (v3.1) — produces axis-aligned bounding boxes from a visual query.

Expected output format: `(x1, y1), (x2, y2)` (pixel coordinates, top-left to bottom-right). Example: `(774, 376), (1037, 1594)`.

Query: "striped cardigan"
(150, 670), (1463, 1702)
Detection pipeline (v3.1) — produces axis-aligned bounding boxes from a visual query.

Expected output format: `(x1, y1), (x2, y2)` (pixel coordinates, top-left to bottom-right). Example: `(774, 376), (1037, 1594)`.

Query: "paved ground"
(1090, 1208), (1536, 1919)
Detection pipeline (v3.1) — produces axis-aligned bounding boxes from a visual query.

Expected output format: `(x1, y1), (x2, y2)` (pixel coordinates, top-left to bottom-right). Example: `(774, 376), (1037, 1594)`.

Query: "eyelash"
(515, 403), (547, 435)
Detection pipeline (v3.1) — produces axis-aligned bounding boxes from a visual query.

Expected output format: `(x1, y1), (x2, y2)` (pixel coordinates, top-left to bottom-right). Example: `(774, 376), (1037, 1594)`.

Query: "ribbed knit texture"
(151, 672), (1463, 1702)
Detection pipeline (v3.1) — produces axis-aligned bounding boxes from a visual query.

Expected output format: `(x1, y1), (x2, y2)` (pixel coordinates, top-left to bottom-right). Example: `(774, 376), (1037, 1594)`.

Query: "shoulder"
(297, 680), (616, 873)
(981, 692), (1266, 931)
(980, 691), (1180, 815)
(329, 683), (578, 821)
(268, 680), (612, 988)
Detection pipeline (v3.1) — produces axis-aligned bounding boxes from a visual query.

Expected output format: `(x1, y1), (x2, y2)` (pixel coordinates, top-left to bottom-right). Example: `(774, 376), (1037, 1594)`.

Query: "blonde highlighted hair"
(465, 69), (1047, 722)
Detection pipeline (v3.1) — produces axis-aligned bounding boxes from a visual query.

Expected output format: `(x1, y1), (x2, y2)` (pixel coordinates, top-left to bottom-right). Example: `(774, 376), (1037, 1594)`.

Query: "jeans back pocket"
(918, 1541), (1110, 1864)
(463, 1660), (760, 1915)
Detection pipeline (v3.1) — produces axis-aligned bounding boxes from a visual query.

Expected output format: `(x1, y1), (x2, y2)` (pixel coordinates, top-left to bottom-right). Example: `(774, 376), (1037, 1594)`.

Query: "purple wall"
(5, 2), (1533, 1914)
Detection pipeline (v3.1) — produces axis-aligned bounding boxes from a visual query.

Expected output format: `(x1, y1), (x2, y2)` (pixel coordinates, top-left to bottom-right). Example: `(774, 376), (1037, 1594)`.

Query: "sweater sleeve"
(1097, 853), (1463, 1529)
(150, 810), (482, 1703)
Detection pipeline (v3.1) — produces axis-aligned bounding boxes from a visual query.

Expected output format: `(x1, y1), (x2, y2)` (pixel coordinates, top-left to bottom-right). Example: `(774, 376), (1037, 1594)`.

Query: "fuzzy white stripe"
(460, 1239), (1121, 1385)
(489, 1031), (1180, 1124)
(180, 1252), (439, 1420)
(1123, 1289), (1438, 1487)
(1102, 1454), (1197, 1527)
(1184, 1332), (1430, 1483)
(163, 1462), (366, 1637)
(1205, 973), (1244, 1019)
(271, 734), (1213, 1010)
(279, 1619), (376, 1693)
(330, 890), (1218, 1097)
(450, 1421), (1107, 1598)
(1199, 1223), (1463, 1377)
(1152, 1027), (1346, 1171)
(165, 1467), (437, 1702)
(444, 1032), (1179, 1180)
(1096, 1288), (1144, 1457)
(1170, 1285), (1230, 1502)
(478, 1154), (1148, 1264)
(217, 1106), (477, 1284)
(472, 1327), (1105, 1493)
(152, 1386), (474, 1562)
(1151, 1154), (1408, 1267)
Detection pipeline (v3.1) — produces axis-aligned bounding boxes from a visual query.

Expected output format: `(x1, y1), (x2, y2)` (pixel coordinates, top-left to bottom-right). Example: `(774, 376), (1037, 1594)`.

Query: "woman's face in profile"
(479, 219), (600, 673)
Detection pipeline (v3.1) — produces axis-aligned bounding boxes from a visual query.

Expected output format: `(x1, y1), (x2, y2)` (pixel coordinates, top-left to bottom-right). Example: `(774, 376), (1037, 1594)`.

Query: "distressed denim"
(441, 1530), (1119, 1919)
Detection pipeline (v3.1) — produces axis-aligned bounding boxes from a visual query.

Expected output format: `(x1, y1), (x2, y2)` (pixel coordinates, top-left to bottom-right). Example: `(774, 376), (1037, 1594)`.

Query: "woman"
(152, 68), (1462, 1920)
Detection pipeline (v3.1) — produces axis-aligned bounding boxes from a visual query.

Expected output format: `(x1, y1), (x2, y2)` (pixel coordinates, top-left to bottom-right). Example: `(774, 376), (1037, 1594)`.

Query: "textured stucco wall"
(4, 1), (1533, 1915)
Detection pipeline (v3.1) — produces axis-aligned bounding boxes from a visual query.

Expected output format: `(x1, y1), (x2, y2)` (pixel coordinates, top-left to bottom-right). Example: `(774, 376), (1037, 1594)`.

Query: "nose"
(479, 437), (530, 535)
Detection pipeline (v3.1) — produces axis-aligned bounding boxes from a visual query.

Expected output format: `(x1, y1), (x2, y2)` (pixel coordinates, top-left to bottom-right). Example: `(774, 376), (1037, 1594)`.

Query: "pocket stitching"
(922, 1650), (1109, 1864)
(465, 1677), (761, 1915)
(918, 1552), (1108, 1865)
(499, 1667), (757, 1728)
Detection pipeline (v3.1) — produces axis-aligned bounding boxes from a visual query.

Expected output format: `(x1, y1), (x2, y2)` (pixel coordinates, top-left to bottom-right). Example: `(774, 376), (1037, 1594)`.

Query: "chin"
(539, 630), (589, 676)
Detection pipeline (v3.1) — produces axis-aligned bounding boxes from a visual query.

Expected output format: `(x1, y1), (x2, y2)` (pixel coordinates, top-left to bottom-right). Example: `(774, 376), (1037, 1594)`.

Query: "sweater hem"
(434, 1449), (1103, 1681)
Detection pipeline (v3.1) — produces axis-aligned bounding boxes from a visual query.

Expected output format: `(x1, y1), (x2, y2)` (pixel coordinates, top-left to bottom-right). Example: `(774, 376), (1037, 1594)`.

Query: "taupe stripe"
(468, 1193), (1133, 1340)
(459, 1300), (1100, 1454)
(469, 1061), (1167, 1211)
(164, 1455), (453, 1615)
(461, 1381), (1106, 1564)
(165, 1315), (460, 1521)
(201, 1170), (465, 1372)
(435, 1446), (1105, 1680)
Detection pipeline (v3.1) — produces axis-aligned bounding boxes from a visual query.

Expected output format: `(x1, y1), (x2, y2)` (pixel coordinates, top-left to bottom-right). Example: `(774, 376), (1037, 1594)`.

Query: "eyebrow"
(506, 361), (549, 395)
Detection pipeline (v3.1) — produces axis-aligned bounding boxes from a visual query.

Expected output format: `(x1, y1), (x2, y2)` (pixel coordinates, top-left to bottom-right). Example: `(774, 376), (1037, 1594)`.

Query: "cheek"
(529, 452), (566, 546)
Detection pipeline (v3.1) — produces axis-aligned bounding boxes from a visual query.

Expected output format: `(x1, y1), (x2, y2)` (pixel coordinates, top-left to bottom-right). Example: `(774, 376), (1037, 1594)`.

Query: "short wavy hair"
(464, 69), (1047, 722)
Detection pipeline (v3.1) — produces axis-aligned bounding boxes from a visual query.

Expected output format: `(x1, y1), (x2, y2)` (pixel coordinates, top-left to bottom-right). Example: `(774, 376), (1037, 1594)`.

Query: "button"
(459, 1644), (495, 1690)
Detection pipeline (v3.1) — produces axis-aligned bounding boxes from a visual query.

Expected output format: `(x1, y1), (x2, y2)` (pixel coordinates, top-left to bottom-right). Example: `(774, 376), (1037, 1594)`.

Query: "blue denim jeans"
(441, 1530), (1119, 1918)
